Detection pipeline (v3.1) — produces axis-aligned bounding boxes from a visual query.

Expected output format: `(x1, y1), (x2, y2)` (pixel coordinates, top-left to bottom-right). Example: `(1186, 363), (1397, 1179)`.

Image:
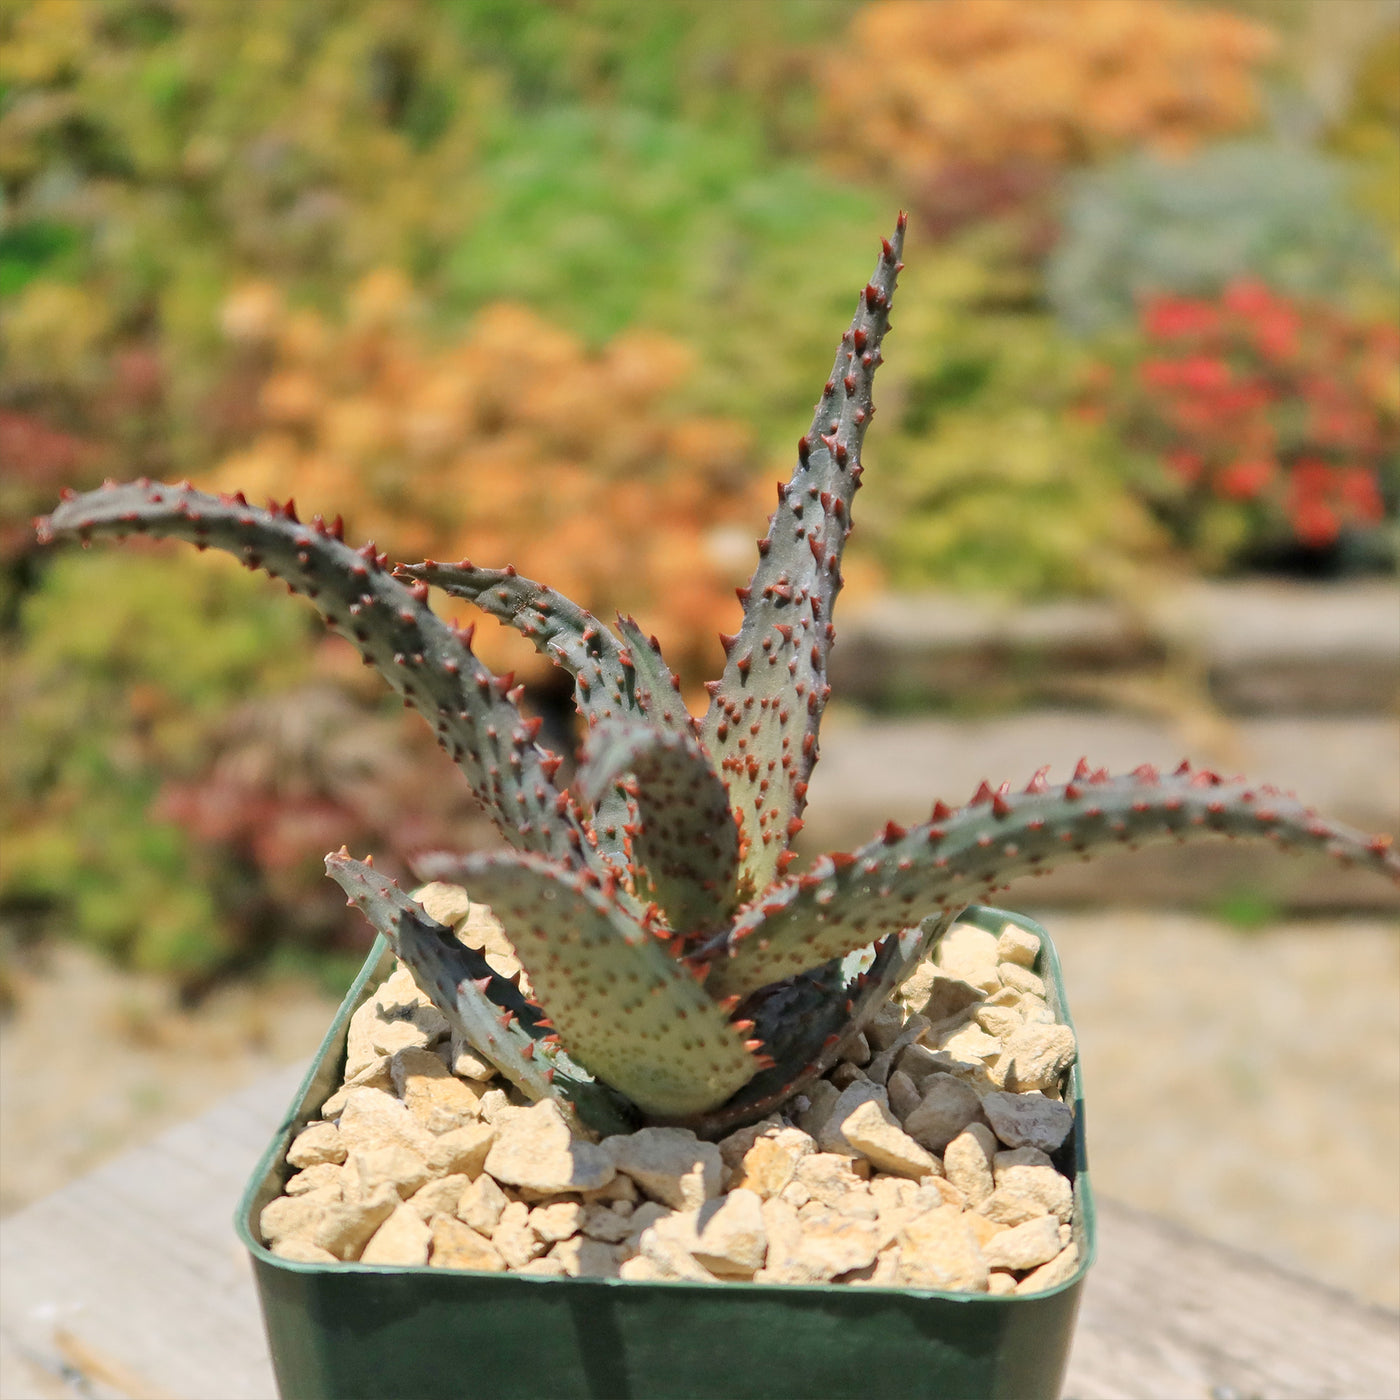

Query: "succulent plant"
(36, 216), (1398, 1138)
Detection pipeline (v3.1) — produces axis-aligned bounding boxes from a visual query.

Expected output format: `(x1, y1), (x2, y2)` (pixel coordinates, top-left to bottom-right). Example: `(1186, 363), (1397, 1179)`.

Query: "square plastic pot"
(236, 906), (1095, 1399)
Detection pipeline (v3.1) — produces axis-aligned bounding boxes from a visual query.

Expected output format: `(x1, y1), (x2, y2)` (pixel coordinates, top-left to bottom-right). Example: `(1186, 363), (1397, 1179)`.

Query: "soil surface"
(1, 911), (1396, 1308)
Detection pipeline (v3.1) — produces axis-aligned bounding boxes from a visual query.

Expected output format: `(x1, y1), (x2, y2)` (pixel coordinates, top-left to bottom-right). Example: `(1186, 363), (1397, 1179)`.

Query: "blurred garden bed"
(3, 0), (1396, 993)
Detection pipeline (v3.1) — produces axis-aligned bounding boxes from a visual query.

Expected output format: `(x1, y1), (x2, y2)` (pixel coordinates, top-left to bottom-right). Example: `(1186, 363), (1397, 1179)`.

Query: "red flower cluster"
(1101, 280), (1397, 560)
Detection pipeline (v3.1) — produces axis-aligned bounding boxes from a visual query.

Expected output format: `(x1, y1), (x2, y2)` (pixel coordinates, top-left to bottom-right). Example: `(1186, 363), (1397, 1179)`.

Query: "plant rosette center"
(259, 902), (1081, 1294)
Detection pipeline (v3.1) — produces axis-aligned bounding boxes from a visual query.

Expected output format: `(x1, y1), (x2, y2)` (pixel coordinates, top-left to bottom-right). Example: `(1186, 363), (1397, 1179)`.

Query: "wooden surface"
(2, 1066), (1397, 1400)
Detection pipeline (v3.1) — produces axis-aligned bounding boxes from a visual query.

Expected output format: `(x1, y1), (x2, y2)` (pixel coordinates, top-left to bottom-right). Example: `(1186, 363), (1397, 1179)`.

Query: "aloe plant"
(36, 216), (1398, 1137)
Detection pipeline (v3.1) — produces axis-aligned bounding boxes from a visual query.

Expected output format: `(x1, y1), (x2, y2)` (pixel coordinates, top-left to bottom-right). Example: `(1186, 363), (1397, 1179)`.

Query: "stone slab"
(829, 581), (1399, 715)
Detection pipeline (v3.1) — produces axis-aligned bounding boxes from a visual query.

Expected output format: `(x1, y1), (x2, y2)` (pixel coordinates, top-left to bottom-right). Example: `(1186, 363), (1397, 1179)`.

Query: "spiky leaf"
(324, 851), (636, 1135)
(701, 216), (906, 896)
(577, 720), (742, 939)
(416, 849), (760, 1119)
(397, 561), (690, 735)
(398, 561), (697, 872)
(37, 483), (594, 870)
(706, 763), (1400, 999)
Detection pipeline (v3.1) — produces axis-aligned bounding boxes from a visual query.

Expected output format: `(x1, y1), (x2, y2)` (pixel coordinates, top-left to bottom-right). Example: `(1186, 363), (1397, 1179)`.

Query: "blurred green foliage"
(1328, 29), (1400, 243)
(866, 245), (1169, 597)
(1, 0), (1393, 983)
(2, 549), (311, 975)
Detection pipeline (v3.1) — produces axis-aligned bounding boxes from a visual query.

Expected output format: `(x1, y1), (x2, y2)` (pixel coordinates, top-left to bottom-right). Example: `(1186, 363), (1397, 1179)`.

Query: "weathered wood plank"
(2, 1068), (1397, 1399)
(0, 1065), (302, 1400)
(1065, 1200), (1400, 1400)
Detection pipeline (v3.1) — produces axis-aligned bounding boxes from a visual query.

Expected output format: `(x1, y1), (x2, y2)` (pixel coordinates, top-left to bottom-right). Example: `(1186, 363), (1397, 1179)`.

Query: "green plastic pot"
(236, 906), (1095, 1399)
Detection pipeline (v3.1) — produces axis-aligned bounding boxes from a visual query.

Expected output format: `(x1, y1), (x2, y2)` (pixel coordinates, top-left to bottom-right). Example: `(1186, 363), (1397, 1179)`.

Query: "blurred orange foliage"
(822, 0), (1276, 186)
(202, 272), (771, 693)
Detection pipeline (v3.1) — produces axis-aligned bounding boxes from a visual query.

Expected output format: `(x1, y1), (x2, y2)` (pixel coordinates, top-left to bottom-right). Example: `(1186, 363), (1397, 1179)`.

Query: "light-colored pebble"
(943, 1124), (997, 1207)
(335, 1086), (435, 1158)
(492, 1201), (546, 1269)
(934, 924), (1002, 993)
(998, 1024), (1077, 1093)
(312, 1186), (400, 1260)
(390, 1046), (483, 1133)
(485, 1100), (615, 1195)
(667, 1189), (768, 1278)
(983, 1215), (1062, 1270)
(406, 1174), (471, 1222)
(447, 1035), (500, 1082)
(530, 1201), (585, 1243)
(981, 1148), (1074, 1225)
(817, 1080), (884, 1154)
(903, 1074), (983, 1153)
(937, 1022), (1004, 1066)
(604, 1127), (719, 1210)
(423, 1121), (496, 1178)
(793, 1152), (871, 1208)
(260, 1188), (339, 1245)
(715, 1117), (785, 1171)
(790, 1206), (881, 1282)
(1016, 1242), (1081, 1294)
(321, 1057), (394, 1118)
(286, 1121), (347, 1169)
(457, 1172), (510, 1235)
(1016, 994), (1057, 1027)
(981, 1091), (1074, 1152)
(974, 1005), (1021, 1039)
(413, 882), (472, 930)
(344, 1145), (432, 1203)
(429, 1215), (505, 1271)
(731, 1127), (814, 1199)
(636, 1219), (720, 1282)
(580, 1202), (634, 1244)
(361, 1202), (433, 1266)
(995, 925), (1041, 968)
(898, 1207), (989, 1292)
(838, 1097), (941, 1180)
(549, 1236), (624, 1278)
(271, 1237), (338, 1264)
(285, 1163), (342, 1197)
(998, 963), (1046, 998)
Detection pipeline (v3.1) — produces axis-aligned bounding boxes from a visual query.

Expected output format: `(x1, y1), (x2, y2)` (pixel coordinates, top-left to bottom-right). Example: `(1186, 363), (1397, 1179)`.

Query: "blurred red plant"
(1094, 280), (1398, 567)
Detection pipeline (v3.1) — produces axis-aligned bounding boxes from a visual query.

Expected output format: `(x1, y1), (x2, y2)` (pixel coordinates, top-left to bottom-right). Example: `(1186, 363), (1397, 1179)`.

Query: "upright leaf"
(577, 720), (742, 939)
(701, 216), (907, 896)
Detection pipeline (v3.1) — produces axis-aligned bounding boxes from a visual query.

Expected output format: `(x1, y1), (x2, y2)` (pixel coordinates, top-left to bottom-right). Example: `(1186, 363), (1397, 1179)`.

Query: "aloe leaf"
(576, 719), (742, 939)
(414, 848), (761, 1120)
(614, 613), (693, 731)
(707, 762), (1400, 999)
(398, 561), (691, 733)
(700, 216), (907, 897)
(681, 910), (955, 1138)
(398, 561), (697, 872)
(324, 851), (636, 1135)
(38, 482), (594, 870)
